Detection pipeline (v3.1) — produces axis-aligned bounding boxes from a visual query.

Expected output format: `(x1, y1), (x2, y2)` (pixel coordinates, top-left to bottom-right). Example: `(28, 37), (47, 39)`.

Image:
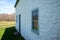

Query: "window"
(16, 15), (21, 32)
(16, 15), (18, 22)
(19, 15), (21, 32)
(32, 8), (39, 34)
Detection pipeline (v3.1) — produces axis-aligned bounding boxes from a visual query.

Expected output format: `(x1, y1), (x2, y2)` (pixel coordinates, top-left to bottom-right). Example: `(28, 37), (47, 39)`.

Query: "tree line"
(0, 13), (15, 21)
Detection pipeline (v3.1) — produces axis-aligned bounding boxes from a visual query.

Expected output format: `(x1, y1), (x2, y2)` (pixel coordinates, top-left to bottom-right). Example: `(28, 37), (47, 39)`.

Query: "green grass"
(0, 21), (15, 28)
(0, 21), (24, 40)
(0, 29), (5, 40)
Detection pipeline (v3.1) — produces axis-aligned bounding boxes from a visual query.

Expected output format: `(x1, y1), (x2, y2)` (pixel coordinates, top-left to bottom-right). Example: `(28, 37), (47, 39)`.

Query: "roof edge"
(14, 0), (20, 8)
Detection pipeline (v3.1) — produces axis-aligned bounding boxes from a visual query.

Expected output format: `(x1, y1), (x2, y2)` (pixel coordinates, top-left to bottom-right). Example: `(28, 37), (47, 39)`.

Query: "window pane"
(32, 8), (38, 32)
(33, 20), (38, 30)
(33, 16), (38, 20)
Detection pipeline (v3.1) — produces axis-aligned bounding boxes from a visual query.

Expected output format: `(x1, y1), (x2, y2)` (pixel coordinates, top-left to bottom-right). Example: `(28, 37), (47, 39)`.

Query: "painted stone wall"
(39, 0), (60, 40)
(15, 0), (60, 40)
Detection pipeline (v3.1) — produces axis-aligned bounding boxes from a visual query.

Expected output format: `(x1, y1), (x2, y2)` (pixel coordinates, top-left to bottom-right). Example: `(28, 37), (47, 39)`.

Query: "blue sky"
(0, 0), (16, 14)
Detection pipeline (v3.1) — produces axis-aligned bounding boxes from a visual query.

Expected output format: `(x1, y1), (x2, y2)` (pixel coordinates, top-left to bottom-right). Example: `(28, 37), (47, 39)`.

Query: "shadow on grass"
(1, 27), (25, 40)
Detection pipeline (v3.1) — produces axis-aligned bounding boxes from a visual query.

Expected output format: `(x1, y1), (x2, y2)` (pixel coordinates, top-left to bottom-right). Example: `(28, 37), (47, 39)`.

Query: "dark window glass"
(32, 8), (39, 32)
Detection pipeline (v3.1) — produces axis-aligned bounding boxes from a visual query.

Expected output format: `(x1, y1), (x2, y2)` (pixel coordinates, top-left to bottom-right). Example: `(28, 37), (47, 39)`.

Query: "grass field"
(0, 21), (24, 40)
(0, 21), (15, 28)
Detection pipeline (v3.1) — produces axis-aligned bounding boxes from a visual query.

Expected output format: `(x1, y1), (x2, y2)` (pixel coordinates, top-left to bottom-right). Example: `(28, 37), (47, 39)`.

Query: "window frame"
(32, 8), (39, 35)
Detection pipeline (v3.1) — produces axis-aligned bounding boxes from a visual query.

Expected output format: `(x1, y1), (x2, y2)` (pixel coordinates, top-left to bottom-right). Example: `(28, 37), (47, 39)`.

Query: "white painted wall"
(15, 0), (60, 40)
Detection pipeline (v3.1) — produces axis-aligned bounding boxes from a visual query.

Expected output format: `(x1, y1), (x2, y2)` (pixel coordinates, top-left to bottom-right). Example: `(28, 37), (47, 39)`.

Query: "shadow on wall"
(1, 27), (25, 40)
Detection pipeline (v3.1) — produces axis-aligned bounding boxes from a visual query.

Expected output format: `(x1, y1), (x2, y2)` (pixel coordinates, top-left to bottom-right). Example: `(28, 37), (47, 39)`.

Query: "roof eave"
(14, 0), (20, 8)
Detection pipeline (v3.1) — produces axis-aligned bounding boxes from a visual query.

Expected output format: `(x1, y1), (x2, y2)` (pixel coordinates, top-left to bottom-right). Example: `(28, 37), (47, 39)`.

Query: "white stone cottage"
(14, 0), (60, 40)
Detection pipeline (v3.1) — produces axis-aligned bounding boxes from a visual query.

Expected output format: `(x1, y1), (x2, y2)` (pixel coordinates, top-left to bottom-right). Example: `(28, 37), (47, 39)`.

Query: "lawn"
(0, 21), (15, 28)
(0, 21), (24, 40)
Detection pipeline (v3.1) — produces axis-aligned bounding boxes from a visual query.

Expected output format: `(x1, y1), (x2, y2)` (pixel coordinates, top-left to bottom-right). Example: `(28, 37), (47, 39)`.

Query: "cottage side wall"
(15, 0), (21, 32)
(39, 0), (60, 40)
(15, 0), (60, 40)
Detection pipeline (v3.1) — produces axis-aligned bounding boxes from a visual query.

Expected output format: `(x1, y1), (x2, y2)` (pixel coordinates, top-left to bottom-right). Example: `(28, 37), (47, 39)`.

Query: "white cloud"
(0, 1), (6, 5)
(0, 5), (15, 13)
(0, 0), (16, 14)
(0, 0), (8, 6)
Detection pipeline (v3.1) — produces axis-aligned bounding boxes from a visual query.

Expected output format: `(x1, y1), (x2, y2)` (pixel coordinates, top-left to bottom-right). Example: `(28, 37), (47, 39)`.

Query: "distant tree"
(0, 13), (15, 21)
